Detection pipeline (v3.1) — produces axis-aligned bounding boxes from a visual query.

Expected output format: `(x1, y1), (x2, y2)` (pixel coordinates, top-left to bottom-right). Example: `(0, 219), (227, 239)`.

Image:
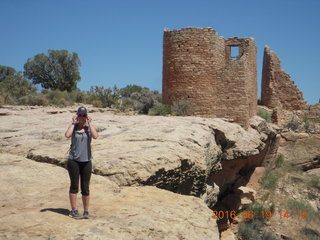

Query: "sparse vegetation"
(261, 167), (281, 190)
(244, 202), (275, 222)
(171, 100), (194, 116)
(303, 114), (311, 131)
(301, 227), (320, 240)
(119, 84), (144, 98)
(0, 95), (4, 107)
(0, 60), (202, 118)
(287, 199), (320, 221)
(148, 103), (171, 116)
(85, 85), (120, 108)
(261, 192), (270, 201)
(275, 154), (285, 168)
(116, 97), (134, 112)
(256, 109), (272, 123)
(18, 94), (49, 106)
(238, 218), (277, 240)
(308, 176), (320, 191)
(238, 219), (264, 240)
(283, 162), (302, 173)
(284, 117), (300, 131)
(130, 88), (161, 114)
(302, 113), (317, 133)
(0, 67), (36, 105)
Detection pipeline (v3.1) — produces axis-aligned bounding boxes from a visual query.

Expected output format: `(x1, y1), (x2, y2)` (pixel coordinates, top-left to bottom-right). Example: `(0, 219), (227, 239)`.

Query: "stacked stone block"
(162, 27), (257, 129)
(261, 46), (307, 111)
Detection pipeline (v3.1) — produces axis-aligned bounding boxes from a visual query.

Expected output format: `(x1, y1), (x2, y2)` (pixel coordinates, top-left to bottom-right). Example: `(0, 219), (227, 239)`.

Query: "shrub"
(246, 202), (274, 219)
(275, 154), (285, 168)
(148, 103), (171, 116)
(64, 89), (84, 103)
(120, 84), (144, 98)
(17, 96), (30, 105)
(130, 88), (161, 114)
(256, 109), (272, 123)
(237, 219), (264, 240)
(287, 199), (320, 221)
(91, 99), (104, 108)
(262, 192), (270, 201)
(238, 205), (277, 240)
(308, 177), (320, 191)
(302, 114), (317, 133)
(284, 117), (300, 131)
(261, 231), (278, 240)
(85, 85), (120, 108)
(171, 100), (194, 116)
(116, 98), (134, 112)
(0, 95), (4, 107)
(283, 162), (302, 173)
(0, 72), (36, 105)
(301, 228), (320, 240)
(262, 168), (281, 190)
(238, 202), (274, 228)
(23, 94), (49, 106)
(45, 89), (70, 106)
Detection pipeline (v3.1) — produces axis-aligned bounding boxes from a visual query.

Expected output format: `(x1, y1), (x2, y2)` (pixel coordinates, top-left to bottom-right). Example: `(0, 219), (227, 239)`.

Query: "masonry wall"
(162, 27), (225, 117)
(162, 27), (257, 129)
(261, 46), (307, 111)
(216, 38), (257, 128)
(307, 104), (320, 124)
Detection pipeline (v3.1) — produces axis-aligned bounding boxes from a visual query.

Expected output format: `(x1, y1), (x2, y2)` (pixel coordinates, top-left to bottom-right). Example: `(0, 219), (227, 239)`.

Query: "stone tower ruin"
(162, 27), (257, 129)
(261, 46), (307, 111)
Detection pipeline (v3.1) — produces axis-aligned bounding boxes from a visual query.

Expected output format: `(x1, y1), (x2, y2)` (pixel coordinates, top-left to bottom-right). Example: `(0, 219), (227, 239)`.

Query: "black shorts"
(67, 160), (92, 196)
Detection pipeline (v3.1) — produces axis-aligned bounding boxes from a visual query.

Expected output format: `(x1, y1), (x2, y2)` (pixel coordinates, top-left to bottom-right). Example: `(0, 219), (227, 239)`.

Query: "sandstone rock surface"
(279, 132), (320, 170)
(0, 105), (278, 239)
(0, 153), (219, 240)
(0, 106), (274, 195)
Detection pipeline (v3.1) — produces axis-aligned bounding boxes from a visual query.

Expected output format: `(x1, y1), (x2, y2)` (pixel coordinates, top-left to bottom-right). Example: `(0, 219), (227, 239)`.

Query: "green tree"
(0, 71), (36, 104)
(0, 65), (16, 82)
(120, 84), (144, 98)
(24, 49), (81, 92)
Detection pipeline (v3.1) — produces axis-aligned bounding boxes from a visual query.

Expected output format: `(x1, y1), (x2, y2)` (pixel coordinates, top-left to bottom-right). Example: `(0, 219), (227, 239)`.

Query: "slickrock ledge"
(0, 154), (219, 240)
(0, 106), (279, 239)
(0, 107), (277, 197)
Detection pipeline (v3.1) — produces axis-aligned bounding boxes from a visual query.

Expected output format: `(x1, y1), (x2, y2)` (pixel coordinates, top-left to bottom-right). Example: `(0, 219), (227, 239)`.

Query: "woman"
(65, 106), (99, 219)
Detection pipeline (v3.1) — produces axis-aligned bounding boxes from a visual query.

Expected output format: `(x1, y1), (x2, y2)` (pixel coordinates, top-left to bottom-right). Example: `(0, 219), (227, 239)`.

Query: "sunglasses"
(78, 114), (87, 117)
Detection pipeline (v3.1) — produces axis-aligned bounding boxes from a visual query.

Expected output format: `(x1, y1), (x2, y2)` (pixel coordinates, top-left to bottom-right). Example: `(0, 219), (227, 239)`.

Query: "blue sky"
(1, 0), (319, 104)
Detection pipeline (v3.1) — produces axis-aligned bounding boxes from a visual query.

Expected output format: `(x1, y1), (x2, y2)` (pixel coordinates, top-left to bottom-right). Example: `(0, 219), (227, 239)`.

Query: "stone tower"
(162, 27), (257, 129)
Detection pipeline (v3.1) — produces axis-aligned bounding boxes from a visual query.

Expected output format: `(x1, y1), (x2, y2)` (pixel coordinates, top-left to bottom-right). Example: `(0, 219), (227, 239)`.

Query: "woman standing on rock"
(65, 106), (99, 219)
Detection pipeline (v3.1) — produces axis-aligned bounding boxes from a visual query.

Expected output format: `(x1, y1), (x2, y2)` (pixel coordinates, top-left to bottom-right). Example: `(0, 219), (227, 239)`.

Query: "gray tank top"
(68, 125), (92, 162)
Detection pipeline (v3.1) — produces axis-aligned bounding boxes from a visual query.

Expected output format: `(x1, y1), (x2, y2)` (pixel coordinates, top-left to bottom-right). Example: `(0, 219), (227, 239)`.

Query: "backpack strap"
(67, 123), (78, 154)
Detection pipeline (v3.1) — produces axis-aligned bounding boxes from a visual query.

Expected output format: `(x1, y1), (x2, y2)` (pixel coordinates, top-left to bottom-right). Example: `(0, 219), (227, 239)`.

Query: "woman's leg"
(79, 161), (92, 211)
(67, 160), (80, 210)
(82, 195), (89, 211)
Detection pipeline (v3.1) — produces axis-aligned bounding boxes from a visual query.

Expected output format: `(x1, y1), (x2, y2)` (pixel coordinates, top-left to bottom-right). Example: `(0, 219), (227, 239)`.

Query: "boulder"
(220, 228), (236, 240)
(279, 132), (320, 170)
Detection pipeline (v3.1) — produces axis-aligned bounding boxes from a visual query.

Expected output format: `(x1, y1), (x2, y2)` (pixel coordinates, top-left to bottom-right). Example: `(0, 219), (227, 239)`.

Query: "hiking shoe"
(83, 210), (89, 219)
(69, 209), (82, 219)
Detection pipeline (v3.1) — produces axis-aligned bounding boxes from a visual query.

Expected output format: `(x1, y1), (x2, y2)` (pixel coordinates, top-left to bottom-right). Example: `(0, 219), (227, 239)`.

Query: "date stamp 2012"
(211, 210), (308, 220)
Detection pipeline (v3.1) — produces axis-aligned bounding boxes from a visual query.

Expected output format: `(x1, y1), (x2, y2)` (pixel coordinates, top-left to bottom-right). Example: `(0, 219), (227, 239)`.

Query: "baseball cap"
(77, 106), (87, 115)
